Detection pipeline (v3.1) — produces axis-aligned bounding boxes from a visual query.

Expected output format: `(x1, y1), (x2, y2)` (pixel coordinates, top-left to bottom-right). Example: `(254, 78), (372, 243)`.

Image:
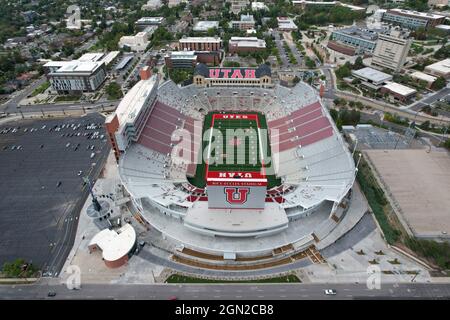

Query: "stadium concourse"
(110, 66), (356, 261)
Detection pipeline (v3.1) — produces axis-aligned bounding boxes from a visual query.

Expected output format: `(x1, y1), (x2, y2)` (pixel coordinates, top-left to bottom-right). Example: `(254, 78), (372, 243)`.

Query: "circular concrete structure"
(118, 80), (355, 257)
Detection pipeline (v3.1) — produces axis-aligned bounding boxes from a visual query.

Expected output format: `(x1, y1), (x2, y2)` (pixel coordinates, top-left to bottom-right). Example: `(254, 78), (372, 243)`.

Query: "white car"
(324, 289), (337, 295)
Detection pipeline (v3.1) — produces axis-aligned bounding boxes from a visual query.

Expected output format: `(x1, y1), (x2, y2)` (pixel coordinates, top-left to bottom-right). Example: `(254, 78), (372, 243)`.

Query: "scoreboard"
(207, 171), (267, 209)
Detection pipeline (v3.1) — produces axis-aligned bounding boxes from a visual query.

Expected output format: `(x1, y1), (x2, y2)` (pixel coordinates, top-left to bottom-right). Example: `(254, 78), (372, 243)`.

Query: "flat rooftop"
(193, 21), (219, 31)
(352, 67), (392, 83)
(411, 71), (437, 83)
(388, 8), (445, 20)
(382, 81), (417, 96)
(115, 74), (158, 127)
(333, 26), (379, 41)
(365, 149), (450, 239)
(179, 37), (221, 43)
(425, 58), (450, 74)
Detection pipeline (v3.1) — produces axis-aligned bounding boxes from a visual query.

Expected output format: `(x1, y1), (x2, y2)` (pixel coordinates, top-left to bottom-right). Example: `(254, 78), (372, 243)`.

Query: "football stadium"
(106, 65), (356, 261)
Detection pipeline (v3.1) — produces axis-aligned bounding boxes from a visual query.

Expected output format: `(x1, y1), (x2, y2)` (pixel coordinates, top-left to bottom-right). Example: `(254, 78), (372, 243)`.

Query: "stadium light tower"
(83, 176), (101, 211)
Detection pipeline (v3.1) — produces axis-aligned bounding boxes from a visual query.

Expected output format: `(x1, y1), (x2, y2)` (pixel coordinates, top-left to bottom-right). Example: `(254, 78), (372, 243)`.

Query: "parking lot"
(344, 125), (419, 150)
(0, 113), (110, 276)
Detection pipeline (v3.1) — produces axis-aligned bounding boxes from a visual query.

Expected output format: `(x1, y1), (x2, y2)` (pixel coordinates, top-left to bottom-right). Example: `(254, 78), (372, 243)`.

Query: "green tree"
(105, 82), (123, 100)
(432, 77), (447, 90)
(2, 259), (38, 278)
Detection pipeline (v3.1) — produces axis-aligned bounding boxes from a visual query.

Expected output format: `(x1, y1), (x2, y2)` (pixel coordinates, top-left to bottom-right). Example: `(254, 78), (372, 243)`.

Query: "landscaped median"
(165, 274), (301, 284)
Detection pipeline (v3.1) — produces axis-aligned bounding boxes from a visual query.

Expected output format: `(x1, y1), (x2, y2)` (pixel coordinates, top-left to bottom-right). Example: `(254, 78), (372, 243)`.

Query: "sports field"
(188, 111), (281, 189)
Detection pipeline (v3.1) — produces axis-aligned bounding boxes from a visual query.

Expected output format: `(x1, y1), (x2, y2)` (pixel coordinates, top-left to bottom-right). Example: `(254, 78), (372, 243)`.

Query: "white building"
(119, 27), (156, 52)
(43, 53), (110, 93)
(230, 14), (256, 30)
(251, 2), (269, 11)
(228, 37), (267, 54)
(135, 17), (165, 29)
(88, 224), (137, 268)
(424, 59), (450, 79)
(380, 81), (417, 103)
(371, 30), (412, 72)
(142, 0), (163, 10)
(168, 0), (187, 7)
(351, 67), (393, 90)
(277, 17), (298, 31)
(228, 0), (250, 14)
(428, 0), (449, 8)
(193, 21), (220, 32)
(410, 71), (437, 88)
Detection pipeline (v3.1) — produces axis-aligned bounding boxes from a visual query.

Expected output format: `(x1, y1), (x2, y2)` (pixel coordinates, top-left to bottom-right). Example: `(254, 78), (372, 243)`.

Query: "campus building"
(330, 26), (380, 54)
(351, 67), (393, 90)
(380, 82), (417, 103)
(277, 17), (298, 31)
(43, 53), (110, 94)
(381, 9), (445, 29)
(135, 17), (165, 30)
(230, 14), (256, 31)
(228, 37), (266, 54)
(424, 58), (450, 79)
(164, 51), (198, 70)
(179, 37), (222, 51)
(193, 21), (220, 32)
(371, 30), (412, 72)
(228, 0), (249, 14)
(193, 63), (273, 88)
(119, 27), (156, 52)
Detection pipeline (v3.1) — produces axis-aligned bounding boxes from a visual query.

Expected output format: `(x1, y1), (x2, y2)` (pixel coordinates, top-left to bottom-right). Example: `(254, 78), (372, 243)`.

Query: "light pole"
(83, 176), (101, 211)
(17, 106), (24, 119)
(352, 138), (358, 157)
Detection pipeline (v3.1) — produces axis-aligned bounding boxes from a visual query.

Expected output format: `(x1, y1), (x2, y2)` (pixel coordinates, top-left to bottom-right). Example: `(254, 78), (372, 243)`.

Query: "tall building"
(179, 37), (222, 51)
(381, 9), (445, 30)
(424, 59), (450, 79)
(105, 67), (159, 160)
(164, 51), (198, 70)
(228, 37), (266, 54)
(43, 53), (108, 94)
(371, 30), (412, 72)
(228, 0), (249, 14)
(230, 14), (256, 31)
(330, 26), (381, 54)
(119, 27), (156, 52)
(428, 0), (449, 8)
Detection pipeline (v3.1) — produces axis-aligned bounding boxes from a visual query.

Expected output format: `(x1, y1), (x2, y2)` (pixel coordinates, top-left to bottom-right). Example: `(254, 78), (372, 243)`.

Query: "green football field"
(188, 111), (281, 189)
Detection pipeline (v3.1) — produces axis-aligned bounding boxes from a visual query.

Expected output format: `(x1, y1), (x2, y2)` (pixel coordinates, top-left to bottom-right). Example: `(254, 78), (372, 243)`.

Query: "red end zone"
(212, 113), (259, 121)
(207, 171), (267, 187)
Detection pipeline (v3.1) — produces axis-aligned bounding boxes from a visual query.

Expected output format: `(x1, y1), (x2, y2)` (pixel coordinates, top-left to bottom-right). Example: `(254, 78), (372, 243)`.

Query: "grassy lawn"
(187, 111), (281, 189)
(54, 95), (81, 102)
(166, 274), (301, 283)
(31, 81), (50, 97)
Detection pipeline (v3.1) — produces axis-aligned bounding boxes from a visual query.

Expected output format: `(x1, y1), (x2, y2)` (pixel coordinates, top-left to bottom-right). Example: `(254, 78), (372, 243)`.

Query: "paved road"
(406, 87), (450, 112)
(0, 282), (449, 300)
(1, 77), (48, 113)
(2, 100), (119, 116)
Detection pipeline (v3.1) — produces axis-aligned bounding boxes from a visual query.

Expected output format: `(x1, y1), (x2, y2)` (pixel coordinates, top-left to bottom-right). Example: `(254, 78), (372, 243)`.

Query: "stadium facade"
(108, 65), (356, 258)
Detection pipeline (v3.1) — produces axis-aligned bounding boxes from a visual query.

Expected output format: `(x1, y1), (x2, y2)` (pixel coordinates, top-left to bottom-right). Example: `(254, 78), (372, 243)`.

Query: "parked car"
(324, 289), (337, 295)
